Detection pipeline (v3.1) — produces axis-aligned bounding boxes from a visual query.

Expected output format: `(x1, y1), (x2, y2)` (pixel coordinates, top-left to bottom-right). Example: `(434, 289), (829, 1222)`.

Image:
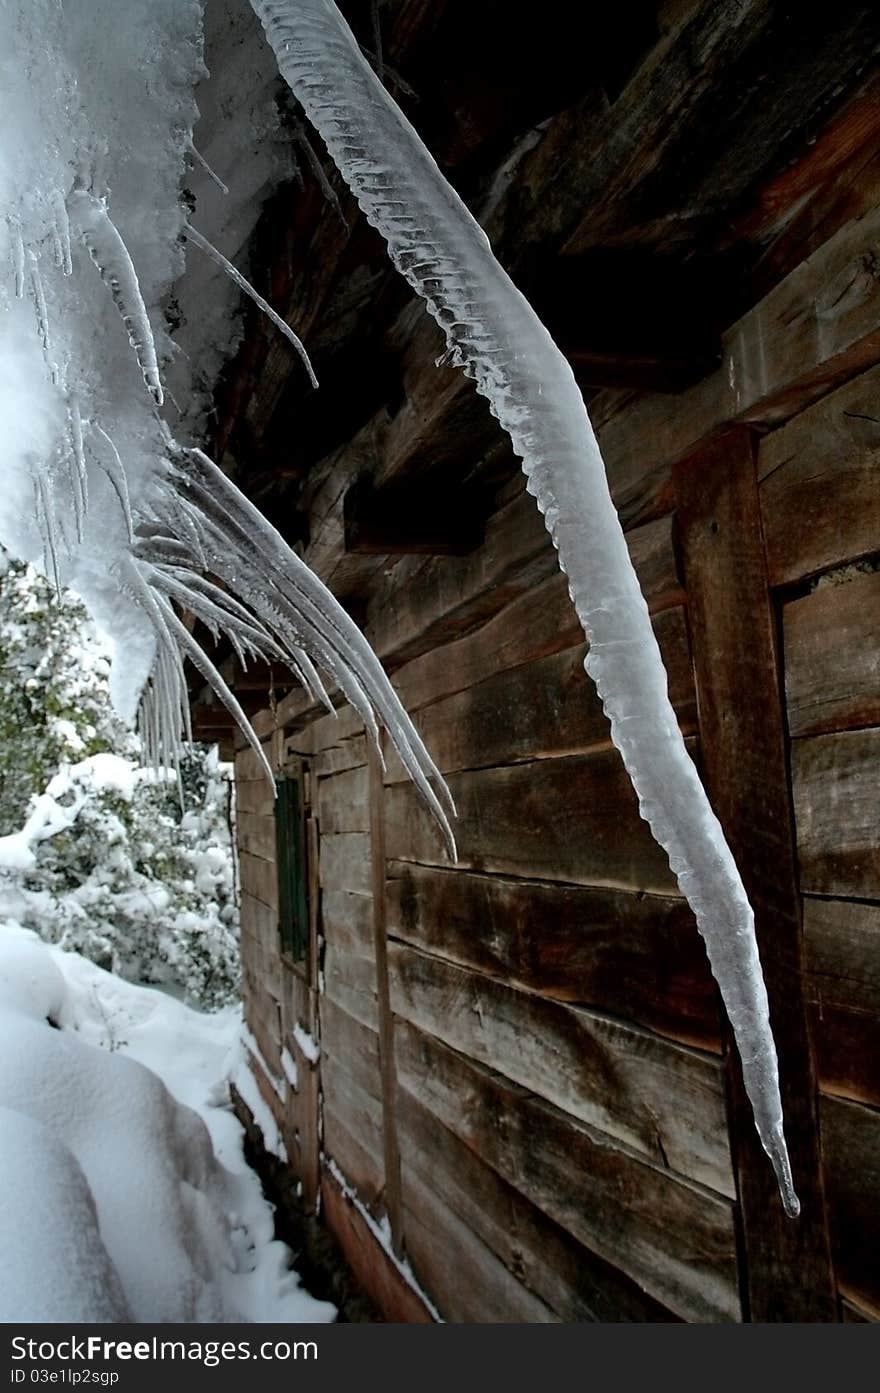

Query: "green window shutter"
(276, 774), (308, 961)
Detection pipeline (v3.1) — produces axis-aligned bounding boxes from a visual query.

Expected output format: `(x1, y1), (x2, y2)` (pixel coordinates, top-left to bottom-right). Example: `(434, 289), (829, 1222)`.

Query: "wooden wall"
(232, 209), (880, 1322)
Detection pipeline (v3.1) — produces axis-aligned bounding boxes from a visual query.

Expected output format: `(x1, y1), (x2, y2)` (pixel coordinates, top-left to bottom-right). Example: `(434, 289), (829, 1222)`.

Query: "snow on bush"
(0, 926), (335, 1323)
(0, 550), (240, 1009)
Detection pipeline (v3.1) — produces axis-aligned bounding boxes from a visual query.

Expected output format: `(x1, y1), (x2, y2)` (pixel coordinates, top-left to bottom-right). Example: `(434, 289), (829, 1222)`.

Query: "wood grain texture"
(793, 729), (880, 899)
(369, 740), (404, 1252)
(323, 940), (378, 1031)
(238, 849), (278, 910)
(319, 832), (372, 896)
(383, 608), (695, 783)
(820, 1094), (880, 1310)
(386, 861), (720, 1049)
(320, 1166), (435, 1323)
(759, 362), (880, 587)
(397, 1088), (679, 1322)
(236, 811), (276, 863)
(388, 941), (733, 1196)
(395, 1021), (740, 1323)
(804, 895), (880, 1106)
(674, 425), (836, 1320)
(318, 765), (370, 834)
(594, 205), (880, 531)
(784, 572), (880, 738)
(401, 1168), (557, 1323)
(384, 744), (684, 894)
(322, 1068), (386, 1211)
(386, 512), (683, 715)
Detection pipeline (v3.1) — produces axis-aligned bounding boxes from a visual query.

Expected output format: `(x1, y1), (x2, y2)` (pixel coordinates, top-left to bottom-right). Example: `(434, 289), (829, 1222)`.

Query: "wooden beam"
(596, 202), (880, 530)
(673, 425), (836, 1321)
(528, 249), (720, 392)
(368, 738), (404, 1254)
(320, 1164), (435, 1323)
(344, 472), (487, 556)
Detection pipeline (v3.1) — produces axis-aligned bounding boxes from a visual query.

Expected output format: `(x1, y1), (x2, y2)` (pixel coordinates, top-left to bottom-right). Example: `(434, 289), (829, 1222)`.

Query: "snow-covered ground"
(0, 921), (335, 1324)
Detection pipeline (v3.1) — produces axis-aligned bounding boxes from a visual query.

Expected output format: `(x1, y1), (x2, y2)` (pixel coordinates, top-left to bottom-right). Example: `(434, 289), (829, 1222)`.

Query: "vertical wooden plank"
(298, 813), (321, 1210)
(369, 737), (404, 1252)
(673, 426), (836, 1321)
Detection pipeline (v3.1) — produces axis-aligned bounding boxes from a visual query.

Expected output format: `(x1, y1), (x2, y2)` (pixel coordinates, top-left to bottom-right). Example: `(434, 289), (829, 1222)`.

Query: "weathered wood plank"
(321, 887), (374, 954)
(792, 728), (880, 900)
(594, 205), (880, 531)
(759, 362), (880, 587)
(319, 996), (382, 1104)
(395, 1022), (740, 1323)
(239, 849), (278, 911)
(239, 890), (276, 944)
(388, 513), (684, 716)
(236, 811), (276, 863)
(234, 744), (275, 783)
(318, 764), (370, 834)
(674, 426), (836, 1320)
(804, 896), (880, 1106)
(323, 941), (378, 1031)
(235, 779), (276, 816)
(402, 1168), (557, 1323)
(322, 1066), (386, 1210)
(821, 1094), (880, 1310)
(384, 608), (695, 783)
(388, 942), (733, 1196)
(312, 734), (368, 778)
(784, 571), (880, 738)
(364, 486), (555, 670)
(386, 862), (720, 1050)
(384, 745), (684, 894)
(397, 1088), (678, 1322)
(319, 832), (372, 896)
(369, 741), (404, 1252)
(320, 1166), (435, 1323)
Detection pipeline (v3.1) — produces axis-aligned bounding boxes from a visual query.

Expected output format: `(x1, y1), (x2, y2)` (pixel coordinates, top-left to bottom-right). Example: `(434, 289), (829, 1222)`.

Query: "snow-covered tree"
(0, 549), (239, 1009)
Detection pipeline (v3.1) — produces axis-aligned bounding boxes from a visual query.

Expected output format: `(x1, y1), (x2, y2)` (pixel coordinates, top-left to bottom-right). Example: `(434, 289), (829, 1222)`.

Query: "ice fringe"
(135, 443), (457, 860)
(251, 0), (799, 1214)
(67, 188), (164, 407)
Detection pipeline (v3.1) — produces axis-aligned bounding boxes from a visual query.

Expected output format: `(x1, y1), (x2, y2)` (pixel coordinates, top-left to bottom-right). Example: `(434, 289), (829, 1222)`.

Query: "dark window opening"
(276, 768), (308, 963)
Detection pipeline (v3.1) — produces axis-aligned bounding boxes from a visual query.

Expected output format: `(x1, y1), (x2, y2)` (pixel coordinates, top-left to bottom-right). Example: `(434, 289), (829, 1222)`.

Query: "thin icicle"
(183, 224), (318, 389)
(13, 231), (25, 299)
(187, 138), (229, 196)
(251, 0), (797, 1214)
(68, 397), (88, 543)
(53, 190), (73, 276)
(93, 424), (133, 541)
(157, 595), (277, 791)
(162, 446), (456, 852)
(35, 473), (62, 598)
(28, 252), (58, 384)
(293, 121), (348, 228)
(67, 188), (164, 406)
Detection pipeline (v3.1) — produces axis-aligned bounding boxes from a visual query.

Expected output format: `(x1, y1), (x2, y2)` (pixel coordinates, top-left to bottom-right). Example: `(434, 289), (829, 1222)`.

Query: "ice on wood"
(0, 0), (455, 851)
(251, 0), (798, 1213)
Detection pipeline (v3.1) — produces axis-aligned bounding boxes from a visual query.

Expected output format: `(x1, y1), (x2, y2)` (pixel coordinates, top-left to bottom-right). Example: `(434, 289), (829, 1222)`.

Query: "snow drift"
(0, 925), (335, 1323)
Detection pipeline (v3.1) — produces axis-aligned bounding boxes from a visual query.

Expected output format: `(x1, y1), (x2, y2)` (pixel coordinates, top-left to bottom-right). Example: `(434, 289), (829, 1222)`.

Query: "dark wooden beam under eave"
(673, 426), (837, 1322)
(343, 472), (488, 556)
(527, 249), (723, 393)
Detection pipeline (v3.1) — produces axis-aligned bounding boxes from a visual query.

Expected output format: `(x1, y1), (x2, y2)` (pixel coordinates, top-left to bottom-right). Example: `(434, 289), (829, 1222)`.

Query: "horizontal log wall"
(769, 371), (880, 1320)
(233, 209), (880, 1323)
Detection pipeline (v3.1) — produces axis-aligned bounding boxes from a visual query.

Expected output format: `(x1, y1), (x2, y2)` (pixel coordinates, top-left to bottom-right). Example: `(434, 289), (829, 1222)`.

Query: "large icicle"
(251, 0), (799, 1213)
